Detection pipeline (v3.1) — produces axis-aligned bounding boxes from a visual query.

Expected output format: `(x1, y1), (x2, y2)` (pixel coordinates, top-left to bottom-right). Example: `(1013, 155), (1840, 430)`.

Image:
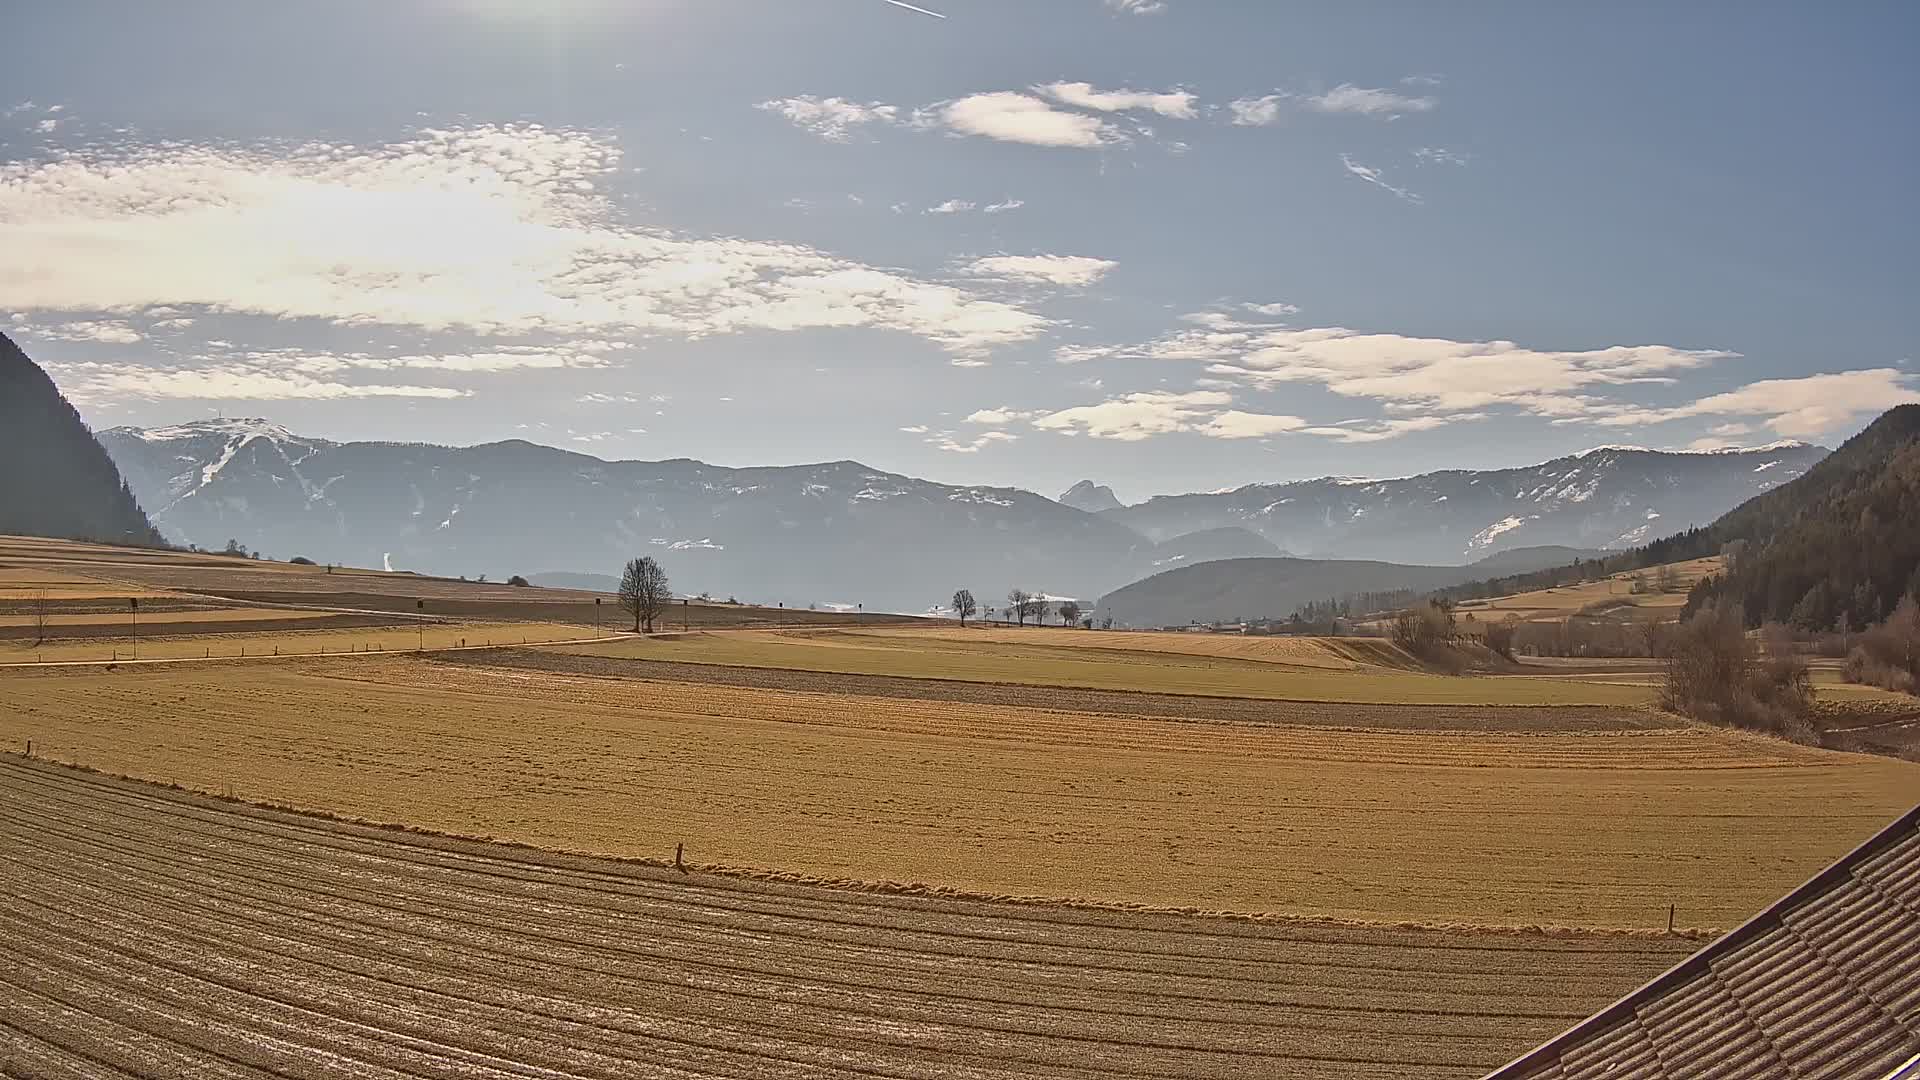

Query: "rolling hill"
(1096, 547), (1595, 627)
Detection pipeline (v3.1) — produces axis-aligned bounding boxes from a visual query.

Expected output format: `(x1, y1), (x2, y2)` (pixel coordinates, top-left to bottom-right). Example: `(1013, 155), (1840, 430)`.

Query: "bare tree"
(31, 590), (50, 646)
(1057, 601), (1082, 627)
(1655, 562), (1682, 593)
(1008, 589), (1029, 628)
(1023, 592), (1048, 626)
(619, 556), (671, 633)
(1661, 603), (1812, 738)
(1484, 615), (1519, 660)
(951, 589), (978, 627)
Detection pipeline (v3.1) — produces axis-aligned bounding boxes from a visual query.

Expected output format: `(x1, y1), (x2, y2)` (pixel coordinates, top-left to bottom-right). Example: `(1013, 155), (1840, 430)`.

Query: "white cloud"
(1593, 369), (1920, 438)
(1198, 410), (1308, 439)
(1227, 95), (1284, 127)
(927, 199), (976, 214)
(1039, 82), (1197, 119)
(1061, 323), (1737, 423)
(964, 406), (1042, 425)
(1340, 154), (1422, 203)
(1179, 311), (1257, 330)
(19, 319), (143, 344)
(1412, 146), (1470, 166)
(992, 388), (1462, 446)
(938, 92), (1113, 149)
(967, 254), (1117, 286)
(1105, 0), (1166, 12)
(1243, 301), (1300, 316)
(756, 96), (899, 141)
(897, 424), (930, 434)
(983, 198), (1025, 213)
(0, 125), (1050, 357)
(578, 392), (639, 404)
(1231, 84), (1437, 126)
(1054, 343), (1122, 365)
(1031, 390), (1232, 441)
(273, 347), (609, 375)
(928, 429), (1019, 453)
(36, 118), (59, 134)
(1305, 84), (1436, 117)
(44, 360), (467, 401)
(1298, 415), (1455, 443)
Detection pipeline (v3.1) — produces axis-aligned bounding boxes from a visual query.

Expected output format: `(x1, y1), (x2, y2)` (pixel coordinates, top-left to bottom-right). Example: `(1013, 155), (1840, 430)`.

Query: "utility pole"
(416, 598), (425, 651)
(129, 597), (139, 659)
(594, 596), (602, 630)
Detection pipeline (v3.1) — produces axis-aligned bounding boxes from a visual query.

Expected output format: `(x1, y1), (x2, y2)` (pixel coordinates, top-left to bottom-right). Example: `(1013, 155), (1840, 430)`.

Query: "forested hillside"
(0, 333), (162, 547)
(1685, 405), (1920, 629)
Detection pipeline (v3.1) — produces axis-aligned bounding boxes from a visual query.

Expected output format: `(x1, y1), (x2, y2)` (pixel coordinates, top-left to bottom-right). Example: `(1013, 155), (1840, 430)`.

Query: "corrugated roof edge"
(1483, 801), (1920, 1079)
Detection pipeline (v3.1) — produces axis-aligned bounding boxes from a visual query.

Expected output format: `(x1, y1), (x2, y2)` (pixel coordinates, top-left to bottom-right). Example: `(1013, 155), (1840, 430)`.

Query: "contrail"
(882, 0), (947, 17)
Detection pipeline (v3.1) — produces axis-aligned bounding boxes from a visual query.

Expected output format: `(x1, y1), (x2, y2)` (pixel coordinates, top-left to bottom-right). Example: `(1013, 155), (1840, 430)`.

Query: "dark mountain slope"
(1684, 405), (1920, 629)
(0, 333), (162, 547)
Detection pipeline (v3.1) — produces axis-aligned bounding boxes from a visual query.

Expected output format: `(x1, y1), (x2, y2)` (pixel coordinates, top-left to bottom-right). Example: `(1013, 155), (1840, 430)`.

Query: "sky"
(4, 1), (1917, 502)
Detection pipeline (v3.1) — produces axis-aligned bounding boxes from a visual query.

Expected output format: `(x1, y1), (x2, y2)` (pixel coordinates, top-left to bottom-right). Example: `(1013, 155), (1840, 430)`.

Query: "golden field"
(6, 655), (1914, 929)
(553, 627), (1661, 706)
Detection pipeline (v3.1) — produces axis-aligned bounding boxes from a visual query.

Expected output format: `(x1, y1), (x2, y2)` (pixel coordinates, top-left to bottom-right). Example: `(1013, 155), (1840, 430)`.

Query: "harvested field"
(0, 756), (1701, 1080)
(0, 621), (593, 663)
(465, 648), (1674, 732)
(198, 589), (922, 630)
(1453, 556), (1723, 624)
(550, 628), (1655, 706)
(850, 626), (1430, 670)
(0, 608), (407, 642)
(5, 657), (1914, 928)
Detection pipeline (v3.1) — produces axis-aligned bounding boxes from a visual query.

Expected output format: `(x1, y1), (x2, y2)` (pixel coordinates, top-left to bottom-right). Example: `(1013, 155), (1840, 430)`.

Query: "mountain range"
(96, 413), (1825, 614)
(0, 332), (161, 548)
(1098, 442), (1826, 563)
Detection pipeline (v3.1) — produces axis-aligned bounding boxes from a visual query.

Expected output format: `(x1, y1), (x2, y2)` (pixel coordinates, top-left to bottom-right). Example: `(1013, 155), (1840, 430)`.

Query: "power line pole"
(130, 597), (139, 659)
(416, 598), (425, 651)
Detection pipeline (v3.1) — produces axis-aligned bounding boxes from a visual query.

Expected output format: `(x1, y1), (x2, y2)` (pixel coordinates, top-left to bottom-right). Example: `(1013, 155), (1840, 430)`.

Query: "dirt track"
(463, 648), (1670, 732)
(0, 756), (1696, 1079)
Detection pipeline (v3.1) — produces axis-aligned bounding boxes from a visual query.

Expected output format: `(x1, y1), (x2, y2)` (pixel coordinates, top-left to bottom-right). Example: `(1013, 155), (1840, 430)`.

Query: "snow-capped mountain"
(97, 419), (1827, 610)
(99, 420), (1197, 610)
(1099, 442), (1828, 564)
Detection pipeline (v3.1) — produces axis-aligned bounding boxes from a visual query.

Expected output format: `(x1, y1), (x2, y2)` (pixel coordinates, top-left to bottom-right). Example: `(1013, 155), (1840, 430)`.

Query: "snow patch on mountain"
(1470, 515), (1533, 549)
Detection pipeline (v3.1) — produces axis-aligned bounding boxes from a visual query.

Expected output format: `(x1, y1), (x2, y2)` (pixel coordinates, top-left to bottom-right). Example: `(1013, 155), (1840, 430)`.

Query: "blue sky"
(5, 0), (1916, 500)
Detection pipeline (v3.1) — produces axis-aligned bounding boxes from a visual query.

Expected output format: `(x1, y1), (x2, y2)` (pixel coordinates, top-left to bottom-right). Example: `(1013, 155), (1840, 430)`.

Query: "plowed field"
(5, 657), (1915, 928)
(550, 630), (1652, 706)
(0, 756), (1699, 1079)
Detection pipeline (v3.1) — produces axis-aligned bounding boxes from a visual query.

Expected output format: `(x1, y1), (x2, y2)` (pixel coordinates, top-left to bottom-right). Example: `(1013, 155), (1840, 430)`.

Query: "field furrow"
(0, 757), (1696, 1080)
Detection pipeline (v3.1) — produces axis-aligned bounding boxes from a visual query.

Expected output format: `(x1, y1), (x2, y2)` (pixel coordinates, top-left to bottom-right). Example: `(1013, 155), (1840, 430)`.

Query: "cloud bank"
(1, 125), (1050, 359)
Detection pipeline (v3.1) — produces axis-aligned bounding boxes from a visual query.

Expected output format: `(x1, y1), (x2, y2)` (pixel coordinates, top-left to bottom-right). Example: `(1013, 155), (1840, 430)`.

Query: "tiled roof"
(1487, 804), (1920, 1080)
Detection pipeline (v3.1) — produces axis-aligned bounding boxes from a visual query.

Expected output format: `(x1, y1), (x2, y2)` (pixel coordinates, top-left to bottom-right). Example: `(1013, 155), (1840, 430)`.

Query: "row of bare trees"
(1659, 603), (1814, 741)
(950, 588), (1083, 628)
